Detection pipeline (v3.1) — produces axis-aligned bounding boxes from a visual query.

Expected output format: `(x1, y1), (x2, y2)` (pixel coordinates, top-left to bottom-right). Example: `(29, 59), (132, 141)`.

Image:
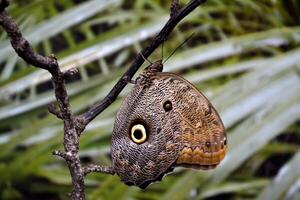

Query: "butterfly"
(111, 59), (227, 189)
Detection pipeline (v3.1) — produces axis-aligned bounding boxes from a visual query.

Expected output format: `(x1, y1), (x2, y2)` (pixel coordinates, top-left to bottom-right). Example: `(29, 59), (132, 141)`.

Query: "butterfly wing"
(111, 77), (182, 188)
(111, 70), (227, 189)
(155, 72), (227, 169)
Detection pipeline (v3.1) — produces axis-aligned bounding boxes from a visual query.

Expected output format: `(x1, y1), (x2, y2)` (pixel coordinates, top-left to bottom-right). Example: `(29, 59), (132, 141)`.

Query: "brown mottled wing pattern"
(155, 72), (227, 169)
(111, 69), (227, 189)
(111, 73), (182, 188)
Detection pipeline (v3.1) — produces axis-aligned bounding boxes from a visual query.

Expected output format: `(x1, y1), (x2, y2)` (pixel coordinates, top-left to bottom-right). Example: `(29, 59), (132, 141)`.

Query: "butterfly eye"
(131, 124), (147, 144)
(163, 100), (172, 112)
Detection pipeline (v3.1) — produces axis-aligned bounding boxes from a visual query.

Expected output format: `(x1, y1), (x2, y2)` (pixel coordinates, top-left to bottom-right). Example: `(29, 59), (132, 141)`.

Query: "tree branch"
(171, 0), (180, 17)
(0, 0), (83, 199)
(0, 0), (206, 199)
(83, 164), (115, 176)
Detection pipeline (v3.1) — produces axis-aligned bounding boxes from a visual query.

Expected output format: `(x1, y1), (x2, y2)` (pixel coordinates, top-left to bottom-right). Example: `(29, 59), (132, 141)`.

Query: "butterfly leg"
(123, 75), (137, 85)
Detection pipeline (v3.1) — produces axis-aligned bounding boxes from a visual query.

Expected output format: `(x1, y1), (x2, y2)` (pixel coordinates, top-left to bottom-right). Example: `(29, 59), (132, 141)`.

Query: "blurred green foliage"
(0, 0), (299, 199)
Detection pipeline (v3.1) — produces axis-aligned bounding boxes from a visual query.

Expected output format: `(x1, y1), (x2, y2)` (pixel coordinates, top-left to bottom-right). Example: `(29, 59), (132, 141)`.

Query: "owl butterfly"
(111, 59), (227, 189)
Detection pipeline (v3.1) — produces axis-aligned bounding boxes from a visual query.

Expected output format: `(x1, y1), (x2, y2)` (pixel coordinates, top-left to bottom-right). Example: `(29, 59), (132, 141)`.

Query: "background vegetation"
(0, 0), (300, 199)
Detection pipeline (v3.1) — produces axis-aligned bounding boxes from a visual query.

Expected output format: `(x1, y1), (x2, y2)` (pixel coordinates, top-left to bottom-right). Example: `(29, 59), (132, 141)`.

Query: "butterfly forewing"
(155, 72), (227, 169)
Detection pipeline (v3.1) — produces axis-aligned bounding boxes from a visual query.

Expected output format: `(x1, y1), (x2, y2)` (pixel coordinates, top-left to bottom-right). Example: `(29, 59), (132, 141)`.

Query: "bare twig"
(83, 164), (115, 176)
(48, 103), (63, 119)
(0, 0), (206, 199)
(0, 0), (84, 199)
(171, 0), (180, 17)
(63, 67), (79, 79)
(53, 150), (74, 161)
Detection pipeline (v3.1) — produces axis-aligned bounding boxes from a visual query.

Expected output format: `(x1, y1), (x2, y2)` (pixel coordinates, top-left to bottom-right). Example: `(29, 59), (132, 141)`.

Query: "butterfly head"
(144, 60), (163, 73)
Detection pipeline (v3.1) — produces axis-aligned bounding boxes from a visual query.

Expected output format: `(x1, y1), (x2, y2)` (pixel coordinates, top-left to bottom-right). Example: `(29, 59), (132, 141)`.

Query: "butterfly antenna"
(140, 53), (152, 65)
(163, 32), (195, 64)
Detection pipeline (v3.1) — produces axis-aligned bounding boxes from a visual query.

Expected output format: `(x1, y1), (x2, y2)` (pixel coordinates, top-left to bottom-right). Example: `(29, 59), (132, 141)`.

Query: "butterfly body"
(111, 60), (227, 188)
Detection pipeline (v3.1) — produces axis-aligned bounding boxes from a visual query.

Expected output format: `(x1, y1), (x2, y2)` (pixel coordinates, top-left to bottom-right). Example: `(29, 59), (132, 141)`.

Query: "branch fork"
(0, 0), (207, 199)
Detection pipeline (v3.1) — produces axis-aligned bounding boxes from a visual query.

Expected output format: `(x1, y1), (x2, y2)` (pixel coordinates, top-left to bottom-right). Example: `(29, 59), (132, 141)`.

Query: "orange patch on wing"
(176, 146), (227, 168)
